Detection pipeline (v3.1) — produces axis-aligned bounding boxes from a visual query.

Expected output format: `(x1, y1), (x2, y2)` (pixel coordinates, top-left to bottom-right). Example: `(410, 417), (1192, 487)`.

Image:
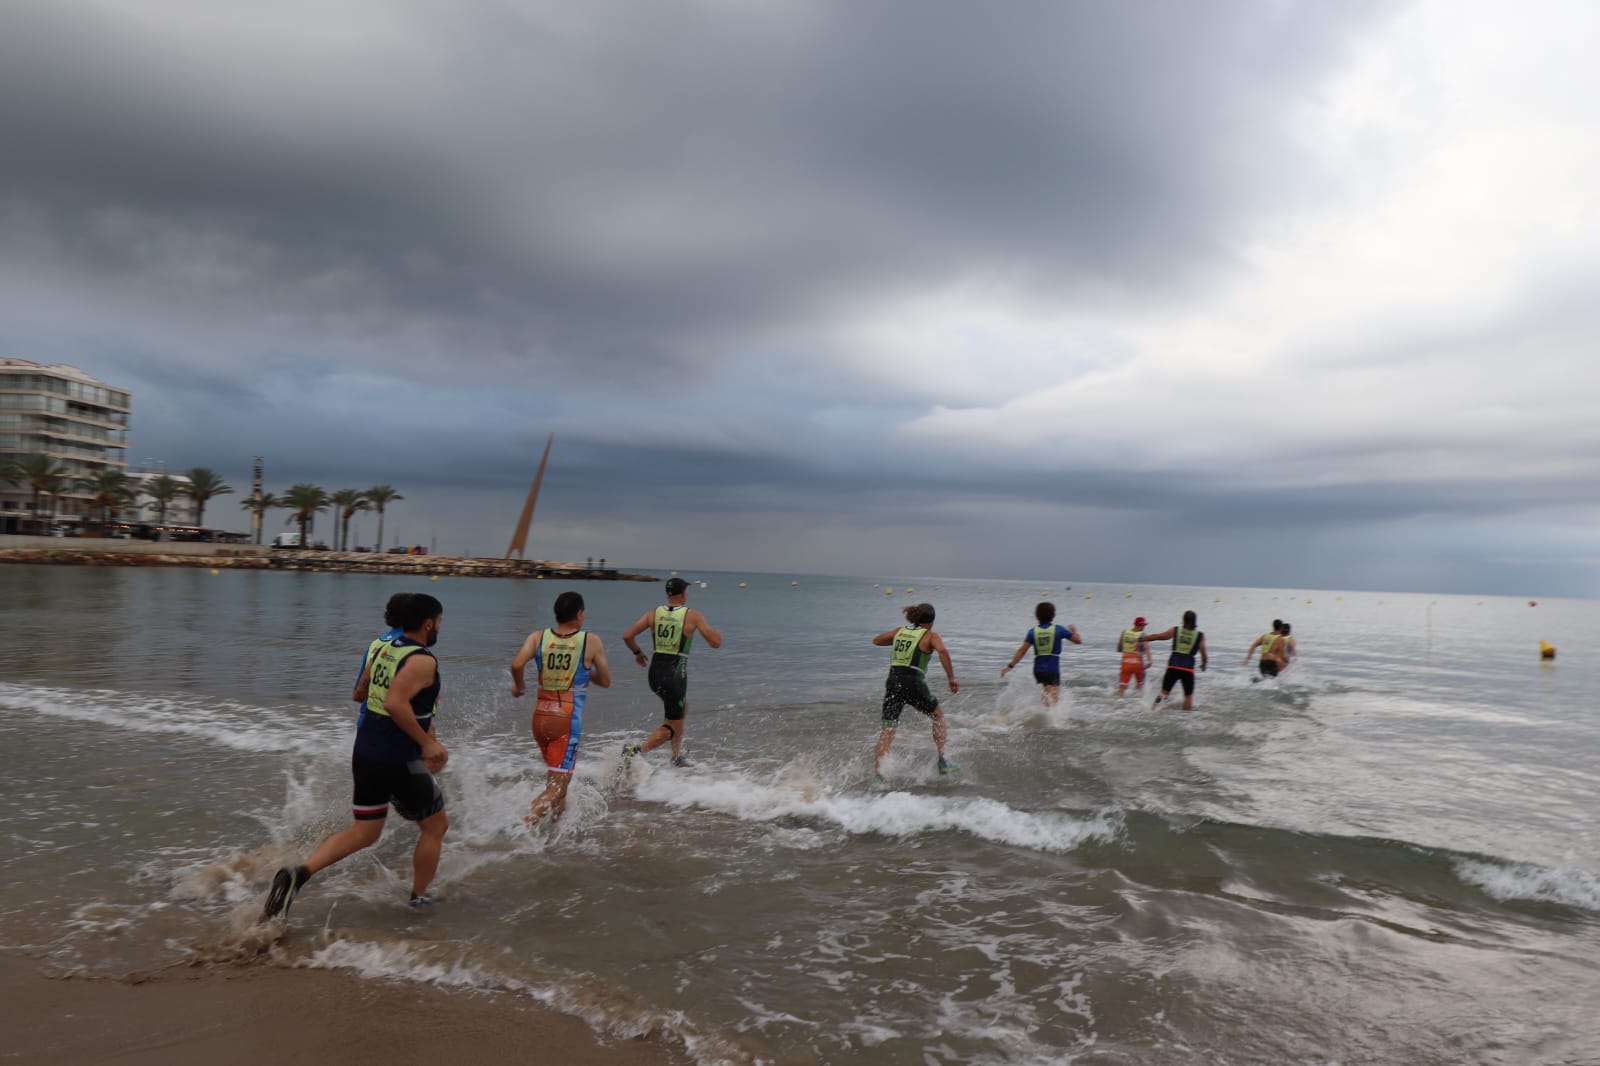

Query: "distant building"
(126, 465), (199, 526)
(0, 359), (131, 533)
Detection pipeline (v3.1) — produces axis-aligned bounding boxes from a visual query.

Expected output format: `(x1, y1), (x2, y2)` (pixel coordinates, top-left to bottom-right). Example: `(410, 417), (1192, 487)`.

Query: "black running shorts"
(351, 753), (444, 822)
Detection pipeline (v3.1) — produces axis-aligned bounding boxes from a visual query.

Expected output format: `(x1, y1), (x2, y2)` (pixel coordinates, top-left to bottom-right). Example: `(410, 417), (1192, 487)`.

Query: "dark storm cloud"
(0, 0), (1384, 385)
(20, 0), (1588, 597)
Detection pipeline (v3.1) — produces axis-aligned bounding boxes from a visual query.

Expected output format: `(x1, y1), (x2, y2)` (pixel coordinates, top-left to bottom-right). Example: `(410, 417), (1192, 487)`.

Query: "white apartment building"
(125, 466), (200, 526)
(0, 358), (132, 533)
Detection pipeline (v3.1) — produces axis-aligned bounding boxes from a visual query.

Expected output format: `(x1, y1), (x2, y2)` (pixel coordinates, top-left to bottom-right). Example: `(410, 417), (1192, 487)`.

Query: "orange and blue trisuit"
(1119, 620), (1148, 687)
(532, 628), (592, 775)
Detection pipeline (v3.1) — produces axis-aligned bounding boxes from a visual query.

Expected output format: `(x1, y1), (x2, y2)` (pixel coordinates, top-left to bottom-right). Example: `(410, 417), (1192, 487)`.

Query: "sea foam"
(0, 681), (346, 755)
(1455, 859), (1600, 912)
(632, 769), (1121, 855)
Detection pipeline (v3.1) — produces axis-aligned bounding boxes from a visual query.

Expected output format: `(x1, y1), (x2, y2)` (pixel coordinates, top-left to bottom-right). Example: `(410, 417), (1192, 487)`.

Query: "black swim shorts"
(1258, 659), (1280, 678)
(1032, 669), (1061, 687)
(882, 667), (939, 726)
(648, 654), (689, 721)
(351, 753), (444, 822)
(1161, 667), (1196, 696)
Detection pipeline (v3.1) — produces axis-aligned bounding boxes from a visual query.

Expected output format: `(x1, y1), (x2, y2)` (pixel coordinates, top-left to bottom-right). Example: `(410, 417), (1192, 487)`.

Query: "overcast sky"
(3, 1), (1597, 594)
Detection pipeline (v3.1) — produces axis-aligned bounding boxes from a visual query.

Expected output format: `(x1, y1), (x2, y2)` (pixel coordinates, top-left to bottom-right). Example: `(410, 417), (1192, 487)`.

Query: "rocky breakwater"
(0, 545), (273, 570)
(264, 551), (656, 581)
(0, 544), (656, 582)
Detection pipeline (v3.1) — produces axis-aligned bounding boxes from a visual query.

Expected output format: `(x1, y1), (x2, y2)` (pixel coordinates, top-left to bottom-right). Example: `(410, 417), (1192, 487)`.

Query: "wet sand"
(3, 954), (690, 1066)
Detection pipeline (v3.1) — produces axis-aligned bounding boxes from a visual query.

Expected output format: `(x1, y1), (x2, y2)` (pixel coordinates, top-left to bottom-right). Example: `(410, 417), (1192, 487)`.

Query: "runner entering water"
(1141, 610), (1209, 710)
(262, 593), (449, 920)
(1273, 622), (1297, 674)
(1001, 601), (1081, 707)
(510, 590), (611, 826)
(873, 602), (959, 780)
(1114, 616), (1151, 697)
(620, 577), (721, 768)
(1243, 619), (1286, 678)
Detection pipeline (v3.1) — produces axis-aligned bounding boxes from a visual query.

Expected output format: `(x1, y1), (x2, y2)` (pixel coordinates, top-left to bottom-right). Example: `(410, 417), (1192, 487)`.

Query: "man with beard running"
(262, 593), (449, 919)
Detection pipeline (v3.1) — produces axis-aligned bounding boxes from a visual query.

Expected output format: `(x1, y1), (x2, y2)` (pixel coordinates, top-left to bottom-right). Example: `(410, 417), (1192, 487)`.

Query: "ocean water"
(2, 564), (1597, 1064)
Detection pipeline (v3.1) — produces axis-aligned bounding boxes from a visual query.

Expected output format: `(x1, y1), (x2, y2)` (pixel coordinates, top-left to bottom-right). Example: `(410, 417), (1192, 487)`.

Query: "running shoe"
(262, 864), (309, 921)
(408, 893), (438, 908)
(872, 772), (889, 786)
(621, 743), (642, 766)
(937, 756), (959, 775)
(670, 754), (693, 768)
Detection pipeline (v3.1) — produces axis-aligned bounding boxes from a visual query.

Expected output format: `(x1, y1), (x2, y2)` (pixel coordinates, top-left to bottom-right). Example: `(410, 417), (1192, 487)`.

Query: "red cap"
(1134, 616), (1147, 627)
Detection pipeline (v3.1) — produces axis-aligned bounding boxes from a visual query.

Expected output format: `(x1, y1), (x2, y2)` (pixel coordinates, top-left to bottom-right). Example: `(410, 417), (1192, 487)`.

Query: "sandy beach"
(3, 954), (690, 1066)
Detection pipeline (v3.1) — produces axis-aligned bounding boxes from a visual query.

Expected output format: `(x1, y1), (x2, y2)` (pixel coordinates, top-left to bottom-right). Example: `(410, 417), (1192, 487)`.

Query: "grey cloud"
(16, 0), (1584, 596)
(0, 0), (1386, 386)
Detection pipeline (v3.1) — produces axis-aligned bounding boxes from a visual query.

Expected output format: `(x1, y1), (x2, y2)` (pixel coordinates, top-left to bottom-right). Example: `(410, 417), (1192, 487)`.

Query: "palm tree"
(0, 457), (21, 531)
(281, 483), (329, 547)
(241, 491), (280, 545)
(142, 474), (184, 530)
(41, 475), (73, 530)
(79, 469), (136, 531)
(329, 489), (370, 551)
(184, 467), (234, 529)
(0, 457), (21, 512)
(364, 484), (403, 551)
(14, 454), (74, 533)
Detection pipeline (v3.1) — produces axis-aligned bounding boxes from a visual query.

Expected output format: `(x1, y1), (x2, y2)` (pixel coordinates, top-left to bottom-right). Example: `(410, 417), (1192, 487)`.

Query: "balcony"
(32, 424), (129, 448)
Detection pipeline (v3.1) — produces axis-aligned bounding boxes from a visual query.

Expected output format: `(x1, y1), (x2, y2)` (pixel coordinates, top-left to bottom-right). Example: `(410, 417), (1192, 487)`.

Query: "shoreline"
(1, 953), (692, 1066)
(0, 541), (656, 581)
